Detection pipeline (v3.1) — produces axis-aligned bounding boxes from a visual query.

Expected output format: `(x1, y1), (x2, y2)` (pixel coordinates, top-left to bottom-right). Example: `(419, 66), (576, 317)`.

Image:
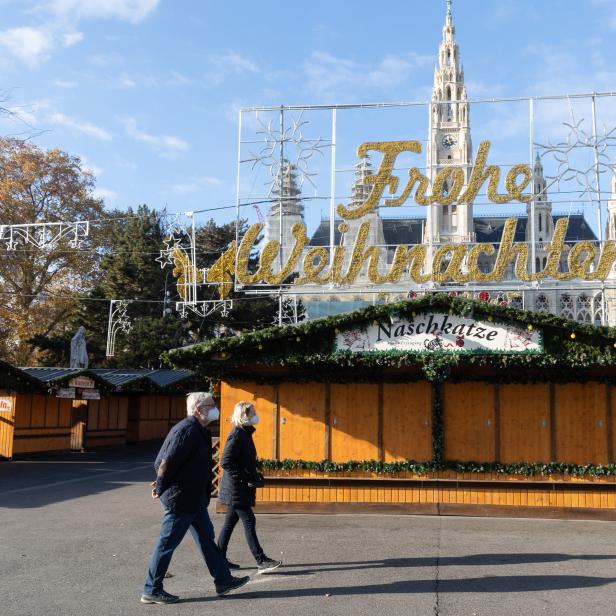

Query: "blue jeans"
(144, 497), (231, 595)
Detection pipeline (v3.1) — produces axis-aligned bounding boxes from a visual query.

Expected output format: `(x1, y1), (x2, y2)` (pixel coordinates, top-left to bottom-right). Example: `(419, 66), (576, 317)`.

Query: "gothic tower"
(265, 159), (304, 268)
(425, 0), (474, 244)
(525, 153), (555, 272)
(342, 156), (386, 276)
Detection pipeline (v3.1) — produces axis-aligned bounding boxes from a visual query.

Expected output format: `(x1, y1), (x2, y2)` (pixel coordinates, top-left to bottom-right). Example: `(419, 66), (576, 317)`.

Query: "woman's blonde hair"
(231, 401), (254, 427)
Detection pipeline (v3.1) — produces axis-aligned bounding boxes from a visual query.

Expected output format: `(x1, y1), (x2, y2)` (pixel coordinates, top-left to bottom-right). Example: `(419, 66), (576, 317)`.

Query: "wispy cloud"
(34, 0), (160, 25)
(590, 0), (616, 29)
(92, 186), (117, 202)
(62, 30), (83, 46)
(172, 176), (222, 194)
(0, 0), (159, 68)
(124, 117), (189, 158)
(0, 26), (53, 67)
(303, 51), (434, 101)
(49, 111), (113, 140)
(206, 51), (259, 85)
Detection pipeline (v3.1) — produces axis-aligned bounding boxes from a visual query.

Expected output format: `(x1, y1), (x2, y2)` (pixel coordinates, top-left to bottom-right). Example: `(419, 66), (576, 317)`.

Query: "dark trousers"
(218, 505), (266, 564)
(144, 496), (231, 595)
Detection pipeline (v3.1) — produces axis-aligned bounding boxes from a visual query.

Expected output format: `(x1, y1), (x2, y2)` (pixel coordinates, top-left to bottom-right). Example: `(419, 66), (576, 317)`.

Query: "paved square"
(1, 445), (616, 616)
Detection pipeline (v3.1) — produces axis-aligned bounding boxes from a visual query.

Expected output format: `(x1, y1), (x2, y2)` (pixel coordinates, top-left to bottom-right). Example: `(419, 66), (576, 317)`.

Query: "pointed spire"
(447, 0), (452, 17)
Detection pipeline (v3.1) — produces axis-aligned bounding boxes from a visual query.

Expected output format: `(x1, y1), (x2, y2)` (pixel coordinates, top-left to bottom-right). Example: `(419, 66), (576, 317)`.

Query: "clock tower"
(425, 0), (474, 244)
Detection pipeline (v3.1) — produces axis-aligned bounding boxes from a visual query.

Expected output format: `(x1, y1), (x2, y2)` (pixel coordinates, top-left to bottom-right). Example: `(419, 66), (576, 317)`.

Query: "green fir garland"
(257, 458), (616, 479)
(167, 294), (616, 384)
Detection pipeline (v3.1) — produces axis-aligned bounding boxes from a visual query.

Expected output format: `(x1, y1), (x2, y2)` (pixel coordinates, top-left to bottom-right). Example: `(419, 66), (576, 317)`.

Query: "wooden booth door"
(0, 393), (15, 459)
(70, 400), (88, 451)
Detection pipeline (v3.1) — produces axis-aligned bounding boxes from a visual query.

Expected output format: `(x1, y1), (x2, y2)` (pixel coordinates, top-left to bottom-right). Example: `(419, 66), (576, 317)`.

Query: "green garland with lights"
(257, 458), (616, 479)
(167, 294), (616, 384)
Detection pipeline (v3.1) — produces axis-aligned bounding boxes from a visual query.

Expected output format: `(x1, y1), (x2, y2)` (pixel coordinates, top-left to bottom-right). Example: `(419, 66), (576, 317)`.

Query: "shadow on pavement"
(182, 573), (616, 602)
(278, 552), (616, 573)
(0, 442), (161, 509)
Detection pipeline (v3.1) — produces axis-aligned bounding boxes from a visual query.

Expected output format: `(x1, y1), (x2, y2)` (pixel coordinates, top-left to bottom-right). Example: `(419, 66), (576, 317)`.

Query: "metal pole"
(189, 211), (196, 304)
(329, 108), (337, 276)
(591, 94), (604, 242)
(106, 300), (115, 356)
(279, 106), (284, 270)
(234, 109), (243, 293)
(529, 98), (536, 277)
(591, 94), (607, 325)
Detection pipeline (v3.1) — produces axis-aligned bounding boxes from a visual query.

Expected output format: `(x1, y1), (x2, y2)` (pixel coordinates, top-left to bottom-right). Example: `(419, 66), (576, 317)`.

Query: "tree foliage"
(0, 137), (105, 364)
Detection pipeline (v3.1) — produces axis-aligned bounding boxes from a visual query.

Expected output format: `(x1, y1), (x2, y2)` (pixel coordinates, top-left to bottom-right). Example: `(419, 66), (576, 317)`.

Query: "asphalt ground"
(1, 444), (616, 616)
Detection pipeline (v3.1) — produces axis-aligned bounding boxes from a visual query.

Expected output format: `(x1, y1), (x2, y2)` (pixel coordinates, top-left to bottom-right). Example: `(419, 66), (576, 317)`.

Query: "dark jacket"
(154, 416), (213, 513)
(218, 425), (262, 508)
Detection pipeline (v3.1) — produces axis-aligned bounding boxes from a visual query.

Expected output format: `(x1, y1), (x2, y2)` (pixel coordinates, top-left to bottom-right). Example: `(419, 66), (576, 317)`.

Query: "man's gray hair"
(186, 392), (214, 416)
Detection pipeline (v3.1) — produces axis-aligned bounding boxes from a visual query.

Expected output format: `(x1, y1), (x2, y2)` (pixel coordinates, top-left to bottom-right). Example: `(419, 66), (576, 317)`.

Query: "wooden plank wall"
(85, 396), (129, 448)
(221, 379), (616, 513)
(382, 382), (432, 462)
(0, 390), (16, 459)
(443, 382), (495, 461)
(126, 394), (191, 443)
(12, 393), (72, 454)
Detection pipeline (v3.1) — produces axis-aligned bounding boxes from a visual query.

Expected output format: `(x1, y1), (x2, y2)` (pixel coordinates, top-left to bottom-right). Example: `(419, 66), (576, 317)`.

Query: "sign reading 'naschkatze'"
(334, 312), (543, 354)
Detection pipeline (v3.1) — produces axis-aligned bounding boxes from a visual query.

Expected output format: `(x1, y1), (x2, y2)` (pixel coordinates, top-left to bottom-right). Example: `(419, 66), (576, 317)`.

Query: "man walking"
(141, 392), (249, 604)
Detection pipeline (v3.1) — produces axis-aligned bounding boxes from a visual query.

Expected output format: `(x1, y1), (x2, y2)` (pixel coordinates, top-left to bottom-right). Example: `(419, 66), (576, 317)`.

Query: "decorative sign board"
(0, 397), (13, 413)
(334, 313), (543, 354)
(68, 376), (96, 389)
(56, 387), (76, 399)
(80, 389), (100, 400)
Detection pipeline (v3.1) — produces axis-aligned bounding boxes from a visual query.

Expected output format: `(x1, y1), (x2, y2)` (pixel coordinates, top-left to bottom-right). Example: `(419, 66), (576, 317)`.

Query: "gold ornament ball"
(527, 324), (533, 331)
(570, 332), (576, 339)
(488, 315), (493, 322)
(296, 336), (301, 342)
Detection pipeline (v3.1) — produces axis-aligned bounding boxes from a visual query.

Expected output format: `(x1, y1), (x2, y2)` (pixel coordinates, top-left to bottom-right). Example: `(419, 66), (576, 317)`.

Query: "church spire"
(425, 0), (473, 244)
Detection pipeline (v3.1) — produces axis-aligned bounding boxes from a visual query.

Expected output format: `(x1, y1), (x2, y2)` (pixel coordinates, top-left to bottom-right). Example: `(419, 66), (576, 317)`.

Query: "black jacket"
(154, 416), (213, 513)
(218, 425), (262, 508)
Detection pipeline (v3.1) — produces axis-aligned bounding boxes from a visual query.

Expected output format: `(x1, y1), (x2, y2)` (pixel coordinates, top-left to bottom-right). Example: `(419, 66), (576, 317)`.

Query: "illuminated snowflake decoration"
(272, 296), (301, 326)
(244, 111), (330, 192)
(535, 114), (616, 199)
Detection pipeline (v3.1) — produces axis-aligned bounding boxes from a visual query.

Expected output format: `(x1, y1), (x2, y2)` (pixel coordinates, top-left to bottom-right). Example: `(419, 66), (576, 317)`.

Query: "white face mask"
(207, 407), (220, 422)
(250, 414), (259, 426)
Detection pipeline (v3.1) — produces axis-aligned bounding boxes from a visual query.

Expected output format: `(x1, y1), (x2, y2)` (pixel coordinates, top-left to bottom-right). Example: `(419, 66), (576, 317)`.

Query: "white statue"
(70, 326), (89, 369)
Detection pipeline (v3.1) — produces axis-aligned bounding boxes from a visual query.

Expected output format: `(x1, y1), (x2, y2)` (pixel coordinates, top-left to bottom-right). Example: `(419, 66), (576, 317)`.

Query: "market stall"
(168, 294), (616, 520)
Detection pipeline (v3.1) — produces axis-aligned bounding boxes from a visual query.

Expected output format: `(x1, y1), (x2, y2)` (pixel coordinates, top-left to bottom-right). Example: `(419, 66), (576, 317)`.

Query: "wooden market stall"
(0, 366), (199, 458)
(168, 294), (616, 521)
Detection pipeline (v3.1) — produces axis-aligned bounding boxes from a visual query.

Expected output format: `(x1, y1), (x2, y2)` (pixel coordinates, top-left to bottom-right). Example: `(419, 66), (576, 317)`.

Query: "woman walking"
(217, 401), (282, 573)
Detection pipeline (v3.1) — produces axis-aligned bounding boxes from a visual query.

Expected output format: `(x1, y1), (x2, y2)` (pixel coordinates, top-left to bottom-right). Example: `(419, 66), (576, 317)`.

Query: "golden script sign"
(203, 139), (615, 297)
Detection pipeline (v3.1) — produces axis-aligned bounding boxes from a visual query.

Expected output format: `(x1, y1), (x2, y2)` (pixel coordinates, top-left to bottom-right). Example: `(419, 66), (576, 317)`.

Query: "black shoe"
(215, 575), (250, 596)
(225, 558), (241, 570)
(140, 590), (180, 604)
(257, 557), (282, 574)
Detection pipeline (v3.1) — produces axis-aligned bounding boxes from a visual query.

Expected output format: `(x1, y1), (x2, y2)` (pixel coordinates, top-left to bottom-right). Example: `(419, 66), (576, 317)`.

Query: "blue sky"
(1, 0), (616, 235)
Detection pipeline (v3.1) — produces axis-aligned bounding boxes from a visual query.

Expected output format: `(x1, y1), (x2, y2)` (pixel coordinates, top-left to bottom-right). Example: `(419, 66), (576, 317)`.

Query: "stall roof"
(167, 294), (616, 383)
(89, 369), (194, 390)
(18, 367), (195, 393)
